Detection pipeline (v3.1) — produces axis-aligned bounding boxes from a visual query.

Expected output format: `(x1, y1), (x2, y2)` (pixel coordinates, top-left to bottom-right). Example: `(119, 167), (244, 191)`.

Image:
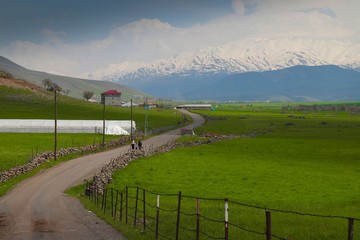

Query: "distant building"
(121, 102), (139, 107)
(101, 89), (121, 106)
(88, 98), (98, 103)
(140, 102), (157, 109)
(176, 104), (212, 110)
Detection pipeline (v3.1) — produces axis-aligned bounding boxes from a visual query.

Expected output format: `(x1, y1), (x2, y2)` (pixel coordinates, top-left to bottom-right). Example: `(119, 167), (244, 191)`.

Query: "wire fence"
(83, 185), (359, 240)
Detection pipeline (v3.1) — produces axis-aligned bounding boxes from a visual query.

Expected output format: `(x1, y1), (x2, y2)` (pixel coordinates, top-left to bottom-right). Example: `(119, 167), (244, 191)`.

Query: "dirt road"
(0, 110), (205, 240)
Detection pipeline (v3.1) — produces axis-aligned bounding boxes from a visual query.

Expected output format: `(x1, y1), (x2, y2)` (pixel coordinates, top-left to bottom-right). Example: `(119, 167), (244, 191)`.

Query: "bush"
(0, 70), (14, 79)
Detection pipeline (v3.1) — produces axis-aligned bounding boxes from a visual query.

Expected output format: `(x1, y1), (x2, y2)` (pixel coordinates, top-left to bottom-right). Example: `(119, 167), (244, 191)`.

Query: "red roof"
(101, 89), (121, 95)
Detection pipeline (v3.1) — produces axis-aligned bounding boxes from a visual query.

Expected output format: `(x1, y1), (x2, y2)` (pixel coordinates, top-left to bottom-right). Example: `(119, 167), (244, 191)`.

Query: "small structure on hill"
(101, 89), (121, 106)
(0, 119), (135, 135)
(121, 102), (139, 107)
(176, 104), (212, 110)
(140, 102), (157, 109)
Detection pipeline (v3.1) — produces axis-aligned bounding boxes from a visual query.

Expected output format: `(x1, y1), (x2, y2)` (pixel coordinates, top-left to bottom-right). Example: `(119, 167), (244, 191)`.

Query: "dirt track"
(0, 110), (205, 240)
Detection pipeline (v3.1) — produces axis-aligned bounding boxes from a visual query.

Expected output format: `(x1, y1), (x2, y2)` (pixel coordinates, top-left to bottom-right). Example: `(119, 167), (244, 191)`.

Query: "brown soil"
(0, 77), (47, 95)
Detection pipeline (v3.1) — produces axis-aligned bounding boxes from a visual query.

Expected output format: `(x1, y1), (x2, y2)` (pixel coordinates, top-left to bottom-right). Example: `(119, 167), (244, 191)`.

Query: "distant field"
(0, 84), (184, 171)
(83, 102), (360, 239)
(0, 85), (183, 131)
(0, 133), (121, 171)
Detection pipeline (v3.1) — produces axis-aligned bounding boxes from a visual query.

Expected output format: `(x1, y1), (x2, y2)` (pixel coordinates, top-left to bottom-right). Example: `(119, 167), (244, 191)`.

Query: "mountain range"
(87, 37), (360, 101)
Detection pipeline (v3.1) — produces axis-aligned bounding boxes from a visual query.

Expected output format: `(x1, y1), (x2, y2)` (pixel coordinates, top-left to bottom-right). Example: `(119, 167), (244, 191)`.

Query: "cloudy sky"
(0, 0), (359, 77)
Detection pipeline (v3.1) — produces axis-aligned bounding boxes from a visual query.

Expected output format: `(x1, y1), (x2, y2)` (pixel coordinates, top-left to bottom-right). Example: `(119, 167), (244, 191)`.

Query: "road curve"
(0, 110), (205, 240)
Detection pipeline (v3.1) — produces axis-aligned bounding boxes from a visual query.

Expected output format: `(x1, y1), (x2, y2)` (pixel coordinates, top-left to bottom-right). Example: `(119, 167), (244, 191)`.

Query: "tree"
(83, 91), (94, 100)
(42, 78), (62, 92)
(62, 89), (70, 95)
(42, 78), (53, 90)
(49, 82), (62, 92)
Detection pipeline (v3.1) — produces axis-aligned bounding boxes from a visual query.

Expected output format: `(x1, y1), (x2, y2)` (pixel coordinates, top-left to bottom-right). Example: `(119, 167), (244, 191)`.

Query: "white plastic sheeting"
(0, 119), (135, 135)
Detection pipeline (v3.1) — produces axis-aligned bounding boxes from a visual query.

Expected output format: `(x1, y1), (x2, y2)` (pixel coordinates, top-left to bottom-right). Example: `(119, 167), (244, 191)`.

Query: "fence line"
(84, 185), (359, 240)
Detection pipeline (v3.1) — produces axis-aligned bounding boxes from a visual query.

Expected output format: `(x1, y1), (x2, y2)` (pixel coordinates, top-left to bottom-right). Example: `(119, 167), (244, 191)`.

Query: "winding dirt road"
(0, 110), (205, 240)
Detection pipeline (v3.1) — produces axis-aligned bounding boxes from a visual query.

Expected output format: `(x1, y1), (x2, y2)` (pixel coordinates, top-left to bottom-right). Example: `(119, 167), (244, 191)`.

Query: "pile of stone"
(0, 132), (143, 183)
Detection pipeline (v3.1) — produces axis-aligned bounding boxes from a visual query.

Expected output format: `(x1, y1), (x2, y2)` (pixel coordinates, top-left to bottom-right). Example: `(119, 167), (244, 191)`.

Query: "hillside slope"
(0, 56), (149, 102)
(183, 65), (360, 101)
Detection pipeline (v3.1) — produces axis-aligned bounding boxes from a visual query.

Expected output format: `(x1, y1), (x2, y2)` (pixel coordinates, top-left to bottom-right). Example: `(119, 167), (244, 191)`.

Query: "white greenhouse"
(0, 119), (136, 135)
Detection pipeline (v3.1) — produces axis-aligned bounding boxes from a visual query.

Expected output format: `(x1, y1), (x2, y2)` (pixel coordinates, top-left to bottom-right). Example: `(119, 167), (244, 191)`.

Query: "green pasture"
(72, 103), (360, 239)
(0, 84), (184, 168)
(0, 133), (121, 171)
(0, 84), (184, 195)
(0, 85), (184, 132)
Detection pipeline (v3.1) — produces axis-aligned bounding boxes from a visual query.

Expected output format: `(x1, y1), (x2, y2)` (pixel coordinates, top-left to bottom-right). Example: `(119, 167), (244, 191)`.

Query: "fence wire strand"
(87, 186), (359, 240)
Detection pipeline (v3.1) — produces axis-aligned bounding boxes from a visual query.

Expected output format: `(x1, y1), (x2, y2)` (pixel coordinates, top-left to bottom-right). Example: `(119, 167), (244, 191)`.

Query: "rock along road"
(0, 110), (205, 240)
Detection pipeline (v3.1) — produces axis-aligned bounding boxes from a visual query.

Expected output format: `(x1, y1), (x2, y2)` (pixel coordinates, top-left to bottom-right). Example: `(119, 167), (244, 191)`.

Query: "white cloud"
(1, 0), (359, 78)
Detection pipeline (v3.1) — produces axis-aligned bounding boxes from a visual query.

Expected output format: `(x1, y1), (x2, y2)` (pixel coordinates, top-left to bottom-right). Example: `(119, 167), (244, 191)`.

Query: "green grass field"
(73, 103), (360, 239)
(0, 133), (121, 171)
(0, 85), (183, 131)
(0, 83), (184, 195)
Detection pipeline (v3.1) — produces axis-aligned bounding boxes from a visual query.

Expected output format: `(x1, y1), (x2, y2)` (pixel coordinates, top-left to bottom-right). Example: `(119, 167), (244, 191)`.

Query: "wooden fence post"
(134, 187), (139, 226)
(176, 191), (182, 240)
(225, 198), (229, 240)
(196, 197), (200, 240)
(143, 189), (146, 231)
(266, 210), (271, 240)
(348, 218), (354, 240)
(156, 195), (160, 239)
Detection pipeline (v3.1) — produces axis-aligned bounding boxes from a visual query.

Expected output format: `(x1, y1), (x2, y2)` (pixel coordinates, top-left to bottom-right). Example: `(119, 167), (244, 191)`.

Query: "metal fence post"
(114, 189), (119, 220)
(176, 191), (182, 240)
(225, 198), (229, 240)
(126, 186), (128, 224)
(111, 188), (114, 217)
(134, 187), (139, 226)
(266, 210), (272, 240)
(120, 191), (123, 222)
(103, 189), (107, 214)
(348, 218), (354, 240)
(196, 197), (200, 240)
(96, 184), (99, 207)
(156, 195), (160, 239)
(143, 189), (146, 231)
(101, 189), (105, 210)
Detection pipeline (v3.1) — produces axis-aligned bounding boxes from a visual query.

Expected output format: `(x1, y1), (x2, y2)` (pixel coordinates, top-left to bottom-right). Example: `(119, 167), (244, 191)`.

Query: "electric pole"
(130, 98), (133, 140)
(54, 89), (58, 161)
(102, 97), (106, 147)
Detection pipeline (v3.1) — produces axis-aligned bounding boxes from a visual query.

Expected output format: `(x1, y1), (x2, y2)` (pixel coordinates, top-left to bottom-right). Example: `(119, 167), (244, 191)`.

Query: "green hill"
(0, 76), (183, 132)
(0, 56), (149, 102)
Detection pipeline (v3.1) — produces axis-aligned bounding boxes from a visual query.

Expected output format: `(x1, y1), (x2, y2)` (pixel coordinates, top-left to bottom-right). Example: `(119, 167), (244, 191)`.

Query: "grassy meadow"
(73, 102), (360, 239)
(0, 83), (184, 194)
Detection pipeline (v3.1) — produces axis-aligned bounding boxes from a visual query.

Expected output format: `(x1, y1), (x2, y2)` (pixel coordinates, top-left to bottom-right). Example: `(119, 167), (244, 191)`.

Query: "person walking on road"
(138, 140), (143, 150)
(131, 140), (136, 150)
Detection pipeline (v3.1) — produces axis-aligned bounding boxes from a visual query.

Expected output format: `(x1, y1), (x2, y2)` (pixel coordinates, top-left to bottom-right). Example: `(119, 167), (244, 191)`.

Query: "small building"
(121, 102), (139, 108)
(101, 89), (121, 106)
(88, 98), (98, 103)
(139, 102), (157, 109)
(176, 104), (212, 110)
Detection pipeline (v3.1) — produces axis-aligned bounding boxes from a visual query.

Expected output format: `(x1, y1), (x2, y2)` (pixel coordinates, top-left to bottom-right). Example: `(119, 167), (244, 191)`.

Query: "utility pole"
(54, 89), (58, 161)
(144, 97), (148, 136)
(102, 96), (106, 147)
(130, 98), (133, 141)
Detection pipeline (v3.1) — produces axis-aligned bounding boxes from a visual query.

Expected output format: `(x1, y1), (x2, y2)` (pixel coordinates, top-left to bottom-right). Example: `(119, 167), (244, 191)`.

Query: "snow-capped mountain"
(88, 37), (360, 84)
